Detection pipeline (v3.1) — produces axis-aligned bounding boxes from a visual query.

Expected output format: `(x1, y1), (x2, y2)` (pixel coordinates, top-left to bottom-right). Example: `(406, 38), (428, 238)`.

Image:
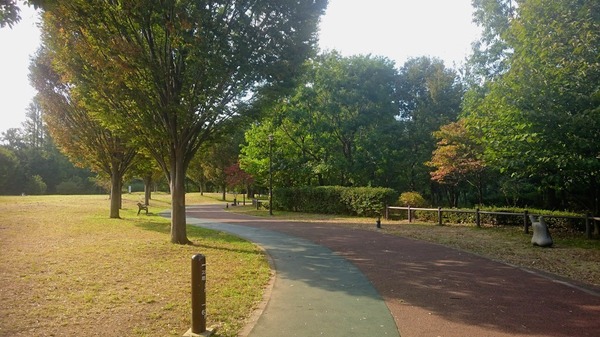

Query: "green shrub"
(398, 191), (427, 207)
(340, 187), (397, 217)
(24, 175), (47, 195)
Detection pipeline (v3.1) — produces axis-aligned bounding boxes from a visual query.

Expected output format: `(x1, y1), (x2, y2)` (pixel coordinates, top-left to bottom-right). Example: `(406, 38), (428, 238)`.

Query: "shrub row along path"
(185, 204), (600, 337)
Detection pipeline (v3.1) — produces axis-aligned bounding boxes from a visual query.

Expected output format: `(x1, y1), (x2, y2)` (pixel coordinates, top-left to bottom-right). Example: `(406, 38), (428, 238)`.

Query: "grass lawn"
(0, 193), (270, 337)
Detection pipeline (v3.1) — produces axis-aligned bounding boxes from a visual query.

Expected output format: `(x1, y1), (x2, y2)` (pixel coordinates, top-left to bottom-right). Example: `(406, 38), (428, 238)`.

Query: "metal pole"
(269, 134), (273, 216)
(191, 254), (207, 334)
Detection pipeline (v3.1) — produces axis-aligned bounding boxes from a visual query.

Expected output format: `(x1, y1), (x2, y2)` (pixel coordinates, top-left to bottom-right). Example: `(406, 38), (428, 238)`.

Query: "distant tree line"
(0, 100), (97, 195)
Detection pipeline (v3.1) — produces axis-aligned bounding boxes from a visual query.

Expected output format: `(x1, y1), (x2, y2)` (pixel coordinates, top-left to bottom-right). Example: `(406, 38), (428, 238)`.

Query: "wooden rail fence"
(385, 206), (600, 239)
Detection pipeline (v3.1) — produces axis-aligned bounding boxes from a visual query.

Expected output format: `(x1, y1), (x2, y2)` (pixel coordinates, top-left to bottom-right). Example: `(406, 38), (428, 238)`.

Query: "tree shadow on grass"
(133, 217), (264, 256)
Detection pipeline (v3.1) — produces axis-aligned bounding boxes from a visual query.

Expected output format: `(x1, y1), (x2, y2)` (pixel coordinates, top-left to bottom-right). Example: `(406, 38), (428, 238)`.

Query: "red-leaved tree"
(225, 162), (254, 204)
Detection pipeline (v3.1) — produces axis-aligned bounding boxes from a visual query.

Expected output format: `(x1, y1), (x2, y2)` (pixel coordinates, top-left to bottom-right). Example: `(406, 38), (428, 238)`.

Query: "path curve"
(186, 204), (600, 337)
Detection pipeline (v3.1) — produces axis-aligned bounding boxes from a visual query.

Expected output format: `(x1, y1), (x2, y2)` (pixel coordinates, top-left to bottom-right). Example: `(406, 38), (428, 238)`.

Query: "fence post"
(407, 205), (412, 223)
(385, 205), (389, 220)
(523, 210), (529, 234)
(190, 254), (207, 334)
(586, 213), (592, 239)
(476, 208), (481, 228)
(437, 207), (442, 226)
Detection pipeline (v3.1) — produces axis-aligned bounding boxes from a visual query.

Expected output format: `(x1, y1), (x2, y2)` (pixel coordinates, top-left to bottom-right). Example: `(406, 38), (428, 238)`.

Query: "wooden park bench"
(137, 202), (148, 215)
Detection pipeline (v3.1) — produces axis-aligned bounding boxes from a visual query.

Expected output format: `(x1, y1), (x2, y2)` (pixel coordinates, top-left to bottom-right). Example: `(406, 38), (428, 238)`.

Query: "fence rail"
(385, 206), (599, 239)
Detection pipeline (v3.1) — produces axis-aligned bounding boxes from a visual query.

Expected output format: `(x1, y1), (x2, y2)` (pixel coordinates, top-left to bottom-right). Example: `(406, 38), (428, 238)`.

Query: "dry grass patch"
(0, 194), (270, 337)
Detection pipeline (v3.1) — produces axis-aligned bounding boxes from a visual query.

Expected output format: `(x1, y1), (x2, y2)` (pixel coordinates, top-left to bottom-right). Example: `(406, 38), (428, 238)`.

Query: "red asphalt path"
(186, 204), (600, 337)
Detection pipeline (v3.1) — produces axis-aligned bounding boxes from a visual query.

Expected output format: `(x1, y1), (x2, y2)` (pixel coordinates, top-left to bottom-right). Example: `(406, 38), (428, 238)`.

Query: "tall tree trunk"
(109, 173), (121, 218)
(477, 172), (484, 205)
(170, 156), (190, 244)
(143, 175), (152, 205)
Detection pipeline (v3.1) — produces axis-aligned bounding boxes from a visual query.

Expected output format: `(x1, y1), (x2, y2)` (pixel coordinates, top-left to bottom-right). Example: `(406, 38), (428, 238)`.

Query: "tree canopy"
(460, 0), (600, 211)
(38, 0), (327, 243)
(396, 56), (464, 194)
(30, 48), (138, 218)
(241, 52), (403, 188)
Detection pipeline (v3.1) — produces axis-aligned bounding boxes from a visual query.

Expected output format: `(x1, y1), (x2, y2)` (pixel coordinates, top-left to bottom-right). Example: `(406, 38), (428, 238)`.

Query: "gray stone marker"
(530, 215), (553, 247)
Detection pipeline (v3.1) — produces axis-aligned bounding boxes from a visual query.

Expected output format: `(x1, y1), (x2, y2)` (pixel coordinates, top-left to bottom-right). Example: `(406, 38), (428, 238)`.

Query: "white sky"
(0, 0), (480, 135)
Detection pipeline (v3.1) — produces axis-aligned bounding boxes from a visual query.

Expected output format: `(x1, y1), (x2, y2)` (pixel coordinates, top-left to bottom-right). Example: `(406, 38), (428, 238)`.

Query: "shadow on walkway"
(186, 204), (600, 337)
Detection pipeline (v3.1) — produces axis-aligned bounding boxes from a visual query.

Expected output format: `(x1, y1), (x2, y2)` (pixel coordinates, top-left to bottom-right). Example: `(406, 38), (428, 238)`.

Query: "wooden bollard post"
(437, 207), (442, 226)
(191, 254), (206, 333)
(184, 255), (215, 336)
(523, 210), (529, 234)
(407, 205), (412, 223)
(476, 208), (481, 228)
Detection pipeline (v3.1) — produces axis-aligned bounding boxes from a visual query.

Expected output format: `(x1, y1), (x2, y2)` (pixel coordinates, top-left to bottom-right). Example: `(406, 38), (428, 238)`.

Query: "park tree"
(0, 147), (19, 193)
(307, 53), (401, 186)
(471, 0), (600, 211)
(126, 153), (163, 206)
(225, 162), (254, 204)
(1, 128), (25, 150)
(467, 0), (517, 84)
(0, 0), (21, 28)
(195, 137), (240, 201)
(186, 153), (208, 195)
(239, 122), (279, 190)
(22, 99), (48, 150)
(38, 0), (327, 244)
(427, 119), (486, 206)
(241, 52), (402, 188)
(0, 0), (45, 28)
(396, 56), (463, 197)
(30, 48), (138, 218)
(1, 108), (96, 195)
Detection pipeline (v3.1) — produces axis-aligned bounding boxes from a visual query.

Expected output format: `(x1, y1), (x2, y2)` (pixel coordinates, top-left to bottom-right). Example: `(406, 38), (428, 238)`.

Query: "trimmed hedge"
(273, 186), (398, 217)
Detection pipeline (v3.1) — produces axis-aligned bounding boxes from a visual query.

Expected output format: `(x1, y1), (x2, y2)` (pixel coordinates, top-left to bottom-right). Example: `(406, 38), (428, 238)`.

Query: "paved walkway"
(185, 204), (600, 337)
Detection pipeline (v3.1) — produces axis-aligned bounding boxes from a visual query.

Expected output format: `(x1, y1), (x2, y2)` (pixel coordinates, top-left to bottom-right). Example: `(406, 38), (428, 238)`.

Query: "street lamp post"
(268, 134), (273, 216)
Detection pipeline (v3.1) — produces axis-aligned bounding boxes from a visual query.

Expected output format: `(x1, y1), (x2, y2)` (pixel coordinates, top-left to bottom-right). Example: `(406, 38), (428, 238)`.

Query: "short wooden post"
(476, 208), (481, 228)
(407, 205), (412, 223)
(437, 207), (442, 226)
(385, 205), (389, 220)
(523, 210), (529, 234)
(585, 213), (592, 239)
(191, 254), (207, 334)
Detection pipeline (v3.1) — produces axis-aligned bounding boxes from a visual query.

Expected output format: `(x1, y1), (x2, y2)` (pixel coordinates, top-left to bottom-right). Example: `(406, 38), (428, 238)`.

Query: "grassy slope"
(0, 193), (270, 337)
